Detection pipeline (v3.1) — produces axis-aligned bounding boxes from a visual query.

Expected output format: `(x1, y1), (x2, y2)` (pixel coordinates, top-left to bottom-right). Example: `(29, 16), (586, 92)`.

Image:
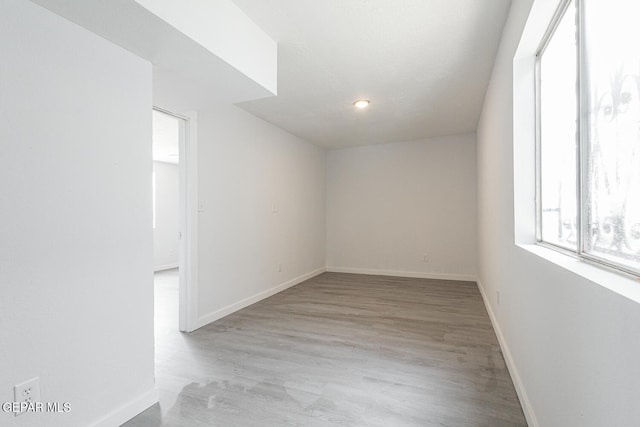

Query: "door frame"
(153, 106), (198, 332)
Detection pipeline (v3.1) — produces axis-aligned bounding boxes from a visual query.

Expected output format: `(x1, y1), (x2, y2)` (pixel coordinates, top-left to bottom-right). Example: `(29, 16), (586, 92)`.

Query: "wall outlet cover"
(14, 377), (40, 416)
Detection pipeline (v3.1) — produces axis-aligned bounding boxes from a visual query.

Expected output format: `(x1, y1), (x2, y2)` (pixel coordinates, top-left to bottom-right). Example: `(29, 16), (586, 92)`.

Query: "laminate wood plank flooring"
(124, 271), (526, 426)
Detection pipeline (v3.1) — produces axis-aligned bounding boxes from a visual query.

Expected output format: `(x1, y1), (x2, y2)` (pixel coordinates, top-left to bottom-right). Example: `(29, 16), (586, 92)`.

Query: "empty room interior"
(1, 0), (639, 426)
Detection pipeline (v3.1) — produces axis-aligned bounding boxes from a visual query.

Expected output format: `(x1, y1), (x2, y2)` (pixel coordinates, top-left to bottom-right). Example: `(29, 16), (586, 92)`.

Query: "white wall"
(134, 0), (277, 95)
(0, 1), (155, 426)
(153, 161), (179, 271)
(477, 0), (640, 426)
(326, 134), (477, 281)
(195, 105), (326, 327)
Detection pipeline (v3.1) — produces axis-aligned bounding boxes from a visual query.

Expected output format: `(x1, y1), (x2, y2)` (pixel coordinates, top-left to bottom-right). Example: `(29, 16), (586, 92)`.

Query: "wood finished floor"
(125, 271), (526, 427)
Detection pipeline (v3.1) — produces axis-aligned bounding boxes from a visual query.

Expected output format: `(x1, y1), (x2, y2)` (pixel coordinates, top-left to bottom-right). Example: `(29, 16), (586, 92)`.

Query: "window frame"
(534, 0), (640, 278)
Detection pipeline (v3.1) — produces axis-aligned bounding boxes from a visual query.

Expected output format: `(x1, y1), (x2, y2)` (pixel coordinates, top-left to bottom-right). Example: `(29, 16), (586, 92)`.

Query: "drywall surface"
(0, 1), (155, 426)
(30, 0), (276, 112)
(134, 0), (277, 95)
(196, 105), (326, 327)
(153, 162), (179, 271)
(326, 134), (477, 280)
(477, 0), (640, 425)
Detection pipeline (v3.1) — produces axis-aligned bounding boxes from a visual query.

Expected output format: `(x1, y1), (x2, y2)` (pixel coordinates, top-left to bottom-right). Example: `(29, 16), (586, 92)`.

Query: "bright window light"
(536, 0), (640, 275)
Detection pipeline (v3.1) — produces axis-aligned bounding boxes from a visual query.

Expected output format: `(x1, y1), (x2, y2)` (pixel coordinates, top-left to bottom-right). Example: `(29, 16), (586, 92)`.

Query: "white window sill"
(516, 243), (640, 304)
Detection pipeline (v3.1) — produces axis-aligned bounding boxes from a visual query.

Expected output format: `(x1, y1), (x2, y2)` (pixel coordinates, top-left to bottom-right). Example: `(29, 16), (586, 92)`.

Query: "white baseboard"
(476, 279), (539, 427)
(91, 388), (158, 427)
(326, 266), (476, 282)
(154, 262), (179, 272)
(194, 267), (326, 330)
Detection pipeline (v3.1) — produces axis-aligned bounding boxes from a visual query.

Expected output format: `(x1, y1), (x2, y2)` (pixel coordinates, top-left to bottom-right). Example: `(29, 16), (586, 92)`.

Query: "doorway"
(152, 107), (194, 332)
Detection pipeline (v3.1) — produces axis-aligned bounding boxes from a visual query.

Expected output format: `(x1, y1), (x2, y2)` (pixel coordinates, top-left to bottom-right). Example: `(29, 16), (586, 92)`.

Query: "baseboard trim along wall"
(326, 266), (476, 282)
(154, 263), (179, 272)
(195, 267), (326, 330)
(476, 279), (539, 427)
(91, 388), (158, 427)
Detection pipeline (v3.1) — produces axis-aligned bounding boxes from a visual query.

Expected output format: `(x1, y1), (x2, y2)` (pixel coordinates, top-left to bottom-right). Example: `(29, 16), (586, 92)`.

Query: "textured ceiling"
(232, 0), (512, 149)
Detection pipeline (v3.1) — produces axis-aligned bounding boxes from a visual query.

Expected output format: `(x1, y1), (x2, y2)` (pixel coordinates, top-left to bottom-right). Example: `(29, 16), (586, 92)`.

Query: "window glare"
(539, 1), (578, 251)
(583, 0), (640, 269)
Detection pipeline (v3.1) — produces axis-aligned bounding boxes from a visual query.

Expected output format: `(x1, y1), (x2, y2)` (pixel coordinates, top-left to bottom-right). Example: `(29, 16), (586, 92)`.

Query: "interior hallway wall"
(0, 1), (156, 426)
(195, 105), (326, 328)
(153, 161), (179, 271)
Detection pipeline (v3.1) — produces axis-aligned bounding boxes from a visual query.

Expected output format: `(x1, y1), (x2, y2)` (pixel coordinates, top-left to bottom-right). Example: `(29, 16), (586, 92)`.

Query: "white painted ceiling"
(232, 0), (512, 149)
(153, 110), (180, 164)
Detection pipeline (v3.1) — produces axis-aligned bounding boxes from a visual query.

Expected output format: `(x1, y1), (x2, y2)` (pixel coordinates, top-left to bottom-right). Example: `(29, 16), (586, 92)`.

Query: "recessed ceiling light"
(168, 154), (179, 157)
(353, 99), (370, 109)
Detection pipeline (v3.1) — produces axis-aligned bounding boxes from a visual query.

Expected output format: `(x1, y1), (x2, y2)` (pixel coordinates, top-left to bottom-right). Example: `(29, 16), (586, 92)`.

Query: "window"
(537, 0), (640, 276)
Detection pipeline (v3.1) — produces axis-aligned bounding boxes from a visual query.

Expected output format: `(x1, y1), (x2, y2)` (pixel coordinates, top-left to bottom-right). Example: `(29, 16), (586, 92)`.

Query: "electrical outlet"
(14, 377), (40, 416)
(423, 254), (429, 262)
(496, 290), (500, 305)
(277, 263), (282, 272)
